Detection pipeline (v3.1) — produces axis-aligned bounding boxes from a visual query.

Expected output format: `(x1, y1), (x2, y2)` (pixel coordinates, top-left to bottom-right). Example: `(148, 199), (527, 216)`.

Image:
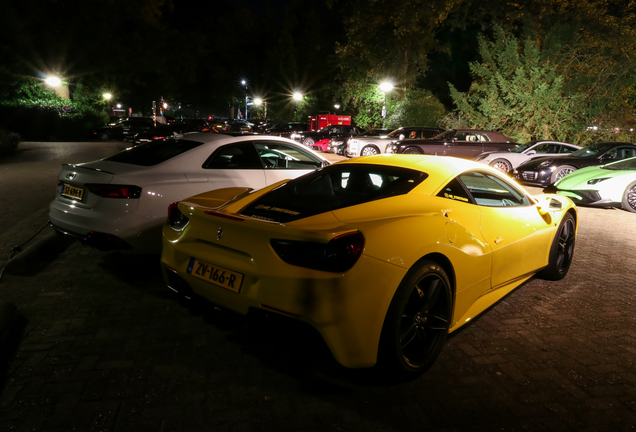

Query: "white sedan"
(476, 140), (582, 174)
(49, 133), (330, 253)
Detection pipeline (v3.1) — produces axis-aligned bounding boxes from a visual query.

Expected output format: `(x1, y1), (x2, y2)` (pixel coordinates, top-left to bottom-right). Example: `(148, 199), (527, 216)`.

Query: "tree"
(446, 25), (583, 142)
(385, 89), (446, 129)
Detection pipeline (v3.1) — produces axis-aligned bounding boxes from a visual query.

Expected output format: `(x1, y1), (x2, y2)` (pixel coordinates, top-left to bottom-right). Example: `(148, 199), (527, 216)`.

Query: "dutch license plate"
(187, 257), (244, 293)
(62, 184), (84, 200)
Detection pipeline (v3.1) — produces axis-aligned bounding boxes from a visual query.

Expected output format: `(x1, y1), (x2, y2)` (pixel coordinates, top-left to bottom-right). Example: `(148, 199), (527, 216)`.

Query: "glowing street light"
(292, 92), (303, 101)
(103, 93), (112, 100)
(379, 81), (394, 121)
(45, 76), (62, 87)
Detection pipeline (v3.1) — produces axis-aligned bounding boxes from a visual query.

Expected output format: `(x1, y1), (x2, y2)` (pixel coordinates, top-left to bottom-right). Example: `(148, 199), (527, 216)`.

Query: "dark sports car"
(292, 124), (364, 147)
(511, 142), (636, 187)
(387, 129), (517, 160)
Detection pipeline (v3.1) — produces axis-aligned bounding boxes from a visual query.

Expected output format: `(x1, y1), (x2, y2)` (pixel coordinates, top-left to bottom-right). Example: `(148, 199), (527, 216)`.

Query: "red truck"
(308, 114), (351, 131)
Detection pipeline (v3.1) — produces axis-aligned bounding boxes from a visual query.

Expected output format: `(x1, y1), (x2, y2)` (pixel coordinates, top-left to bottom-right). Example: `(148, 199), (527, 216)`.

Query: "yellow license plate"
(186, 257), (244, 293)
(62, 184), (84, 200)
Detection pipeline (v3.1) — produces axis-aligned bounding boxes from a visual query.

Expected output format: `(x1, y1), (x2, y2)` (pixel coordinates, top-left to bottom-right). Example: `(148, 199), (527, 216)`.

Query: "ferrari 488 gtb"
(161, 155), (577, 377)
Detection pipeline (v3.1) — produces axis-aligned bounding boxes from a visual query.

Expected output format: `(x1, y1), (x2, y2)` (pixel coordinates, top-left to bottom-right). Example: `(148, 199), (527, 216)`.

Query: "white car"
(476, 140), (582, 174)
(49, 133), (330, 253)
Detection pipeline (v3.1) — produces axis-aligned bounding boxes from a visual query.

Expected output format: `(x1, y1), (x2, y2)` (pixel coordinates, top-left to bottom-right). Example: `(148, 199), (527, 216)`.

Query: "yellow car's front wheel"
(379, 260), (452, 379)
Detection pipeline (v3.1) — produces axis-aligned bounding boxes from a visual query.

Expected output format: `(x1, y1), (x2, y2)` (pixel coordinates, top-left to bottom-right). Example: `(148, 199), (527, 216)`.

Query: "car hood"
(516, 155), (582, 169)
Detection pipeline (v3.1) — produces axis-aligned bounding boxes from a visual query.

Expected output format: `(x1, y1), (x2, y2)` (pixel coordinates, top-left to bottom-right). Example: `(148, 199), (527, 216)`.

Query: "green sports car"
(549, 156), (636, 212)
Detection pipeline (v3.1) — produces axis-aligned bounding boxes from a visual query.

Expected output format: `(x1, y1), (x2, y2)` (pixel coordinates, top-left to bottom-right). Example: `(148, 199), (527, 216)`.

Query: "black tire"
(361, 145), (379, 156)
(302, 137), (315, 147)
(490, 158), (512, 174)
(622, 180), (636, 213)
(403, 147), (424, 155)
(98, 132), (109, 141)
(550, 165), (576, 183)
(378, 260), (452, 378)
(538, 212), (576, 281)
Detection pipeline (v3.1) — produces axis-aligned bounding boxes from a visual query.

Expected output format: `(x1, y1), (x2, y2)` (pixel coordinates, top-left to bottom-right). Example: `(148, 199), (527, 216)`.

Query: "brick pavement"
(1, 145), (636, 431)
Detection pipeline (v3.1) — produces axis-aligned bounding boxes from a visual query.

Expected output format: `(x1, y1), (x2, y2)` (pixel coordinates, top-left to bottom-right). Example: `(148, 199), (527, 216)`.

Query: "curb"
(2, 229), (75, 276)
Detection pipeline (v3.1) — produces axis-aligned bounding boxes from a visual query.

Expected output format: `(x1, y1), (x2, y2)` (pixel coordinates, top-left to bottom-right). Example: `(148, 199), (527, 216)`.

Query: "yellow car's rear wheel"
(379, 260), (451, 378)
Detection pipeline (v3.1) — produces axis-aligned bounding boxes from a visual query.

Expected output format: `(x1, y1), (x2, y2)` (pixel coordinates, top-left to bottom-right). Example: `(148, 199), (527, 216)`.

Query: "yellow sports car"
(161, 155), (577, 377)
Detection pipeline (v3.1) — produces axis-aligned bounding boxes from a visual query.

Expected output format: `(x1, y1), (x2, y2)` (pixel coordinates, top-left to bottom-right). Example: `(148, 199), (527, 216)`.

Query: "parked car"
(229, 120), (254, 133)
(161, 155), (577, 377)
(329, 128), (395, 156)
(476, 141), (582, 174)
(49, 133), (330, 254)
(387, 129), (517, 159)
(546, 156), (636, 212)
(128, 123), (202, 144)
(347, 127), (444, 157)
(93, 118), (155, 141)
(511, 142), (636, 187)
(265, 122), (309, 138)
(291, 124), (365, 148)
(210, 119), (230, 133)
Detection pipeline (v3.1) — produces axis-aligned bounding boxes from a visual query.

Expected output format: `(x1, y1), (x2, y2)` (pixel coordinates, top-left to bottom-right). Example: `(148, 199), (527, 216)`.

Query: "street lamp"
(45, 76), (62, 87)
(241, 80), (248, 119)
(292, 92), (303, 101)
(379, 81), (394, 124)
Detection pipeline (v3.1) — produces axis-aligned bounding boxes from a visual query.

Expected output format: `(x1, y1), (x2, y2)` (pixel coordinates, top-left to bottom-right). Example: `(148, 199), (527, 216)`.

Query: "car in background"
(387, 129), (517, 159)
(329, 128), (394, 156)
(476, 141), (582, 174)
(347, 127), (444, 157)
(93, 118), (155, 141)
(229, 120), (254, 133)
(250, 120), (271, 134)
(512, 142), (636, 187)
(545, 156), (636, 212)
(291, 124), (365, 148)
(128, 122), (203, 144)
(161, 155), (577, 377)
(210, 119), (230, 133)
(265, 122), (308, 138)
(49, 133), (330, 254)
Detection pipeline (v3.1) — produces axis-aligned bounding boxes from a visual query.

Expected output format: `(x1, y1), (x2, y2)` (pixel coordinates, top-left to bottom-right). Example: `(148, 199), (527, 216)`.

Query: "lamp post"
(254, 98), (267, 119)
(241, 80), (248, 119)
(45, 75), (69, 99)
(103, 93), (112, 116)
(379, 81), (394, 126)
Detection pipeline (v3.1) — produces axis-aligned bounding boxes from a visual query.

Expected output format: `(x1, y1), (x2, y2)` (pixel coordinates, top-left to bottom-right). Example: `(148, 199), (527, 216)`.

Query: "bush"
(0, 129), (20, 157)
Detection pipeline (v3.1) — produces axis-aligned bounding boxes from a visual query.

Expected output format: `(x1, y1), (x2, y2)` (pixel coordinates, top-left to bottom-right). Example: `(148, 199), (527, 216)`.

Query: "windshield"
(603, 156), (636, 170)
(240, 163), (428, 223)
(568, 143), (615, 158)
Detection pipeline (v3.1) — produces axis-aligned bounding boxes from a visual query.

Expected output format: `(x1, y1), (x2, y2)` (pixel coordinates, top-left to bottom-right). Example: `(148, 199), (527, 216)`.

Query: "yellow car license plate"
(186, 257), (244, 293)
(62, 184), (84, 200)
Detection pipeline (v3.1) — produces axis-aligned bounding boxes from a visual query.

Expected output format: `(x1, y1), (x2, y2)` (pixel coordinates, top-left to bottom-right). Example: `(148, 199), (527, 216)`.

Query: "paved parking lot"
(1, 142), (635, 431)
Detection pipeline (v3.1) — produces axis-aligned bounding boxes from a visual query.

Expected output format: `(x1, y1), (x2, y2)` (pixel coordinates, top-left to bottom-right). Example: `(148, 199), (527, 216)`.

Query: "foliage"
(384, 89), (446, 129)
(0, 129), (21, 157)
(447, 25), (586, 143)
(0, 78), (109, 140)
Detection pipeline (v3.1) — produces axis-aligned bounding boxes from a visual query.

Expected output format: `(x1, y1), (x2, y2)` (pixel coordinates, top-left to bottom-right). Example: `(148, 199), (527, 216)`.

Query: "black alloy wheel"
(379, 260), (451, 378)
(403, 147), (424, 155)
(538, 212), (576, 280)
(302, 137), (315, 147)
